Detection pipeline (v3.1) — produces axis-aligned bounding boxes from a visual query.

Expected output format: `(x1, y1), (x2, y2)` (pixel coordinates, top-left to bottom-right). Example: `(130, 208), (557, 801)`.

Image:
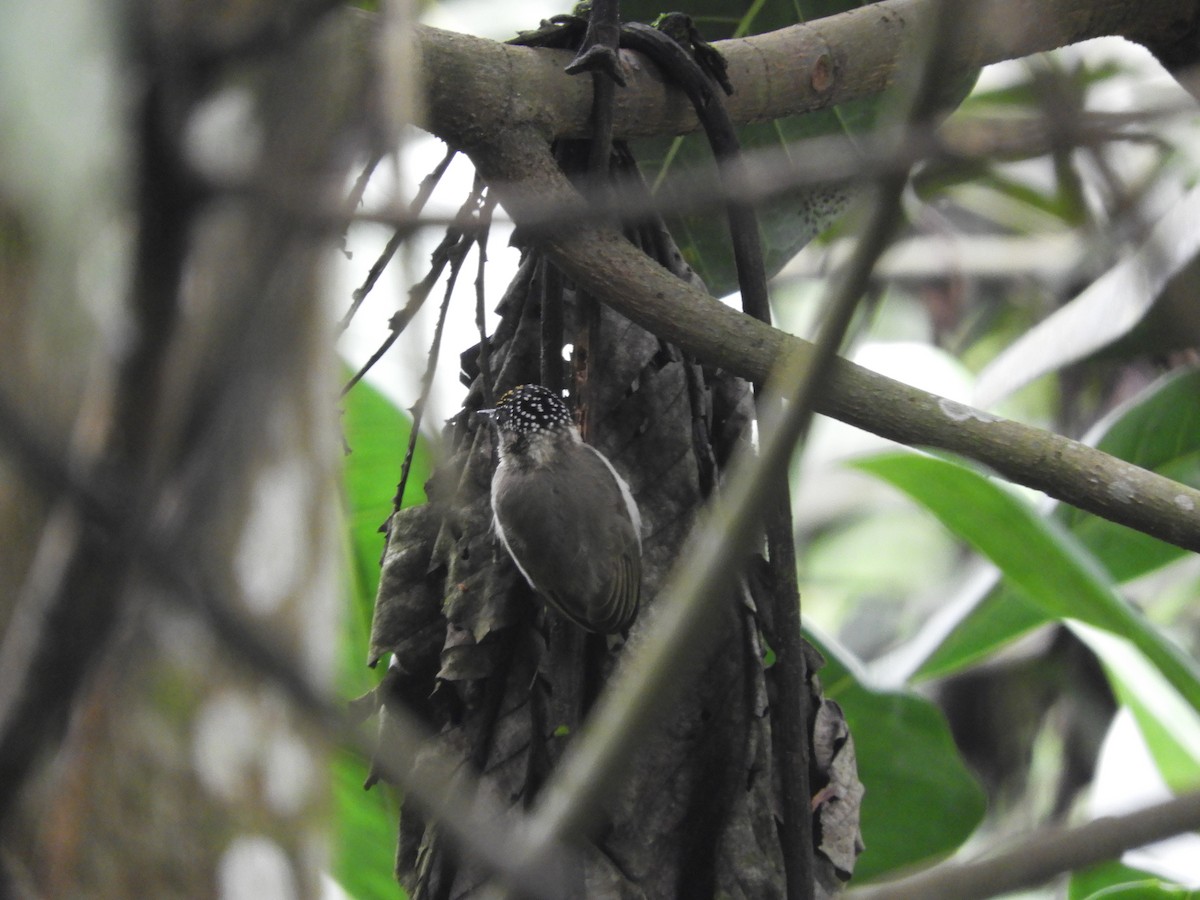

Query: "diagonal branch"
(845, 789), (1200, 900)
(468, 128), (1200, 554)
(384, 0), (1200, 551)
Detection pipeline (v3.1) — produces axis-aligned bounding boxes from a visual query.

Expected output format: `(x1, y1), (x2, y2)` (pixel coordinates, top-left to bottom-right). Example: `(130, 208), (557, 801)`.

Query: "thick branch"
(470, 129), (1200, 554)
(413, 0), (1199, 148)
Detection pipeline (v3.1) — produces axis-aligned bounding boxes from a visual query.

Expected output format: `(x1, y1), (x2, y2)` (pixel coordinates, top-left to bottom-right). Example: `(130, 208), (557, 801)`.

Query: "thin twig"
(350, 106), (1172, 241)
(393, 187), (494, 511)
(339, 144), (457, 332)
(221, 104), (1177, 261)
(474, 193), (496, 409)
(342, 178), (481, 396)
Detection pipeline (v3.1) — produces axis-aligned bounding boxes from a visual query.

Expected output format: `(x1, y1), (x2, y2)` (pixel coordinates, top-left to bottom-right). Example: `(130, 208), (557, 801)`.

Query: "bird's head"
(480, 384), (579, 464)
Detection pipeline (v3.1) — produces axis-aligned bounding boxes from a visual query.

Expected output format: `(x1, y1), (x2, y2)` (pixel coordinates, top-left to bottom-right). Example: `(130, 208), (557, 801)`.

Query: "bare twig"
(473, 191), (496, 409)
(342, 178), (483, 396)
(392, 186), (495, 512)
(340, 144), (456, 332)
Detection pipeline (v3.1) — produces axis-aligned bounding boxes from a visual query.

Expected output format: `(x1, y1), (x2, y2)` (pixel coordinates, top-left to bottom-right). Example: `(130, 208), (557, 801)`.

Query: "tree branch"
(466, 128), (1200, 554)
(412, 0), (1199, 147)
(844, 790), (1200, 900)
(382, 0), (1200, 551)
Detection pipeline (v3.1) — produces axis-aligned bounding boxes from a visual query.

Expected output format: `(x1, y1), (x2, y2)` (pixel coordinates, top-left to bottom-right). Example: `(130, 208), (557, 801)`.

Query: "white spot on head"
(218, 835), (298, 900)
(1175, 494), (1196, 512)
(938, 398), (998, 424)
(492, 384), (574, 435)
(1110, 479), (1137, 503)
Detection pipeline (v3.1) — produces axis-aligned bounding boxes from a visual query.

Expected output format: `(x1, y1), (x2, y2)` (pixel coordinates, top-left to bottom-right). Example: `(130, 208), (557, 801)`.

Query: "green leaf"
(334, 370), (430, 900)
(852, 451), (1200, 716)
(882, 369), (1200, 683)
(1070, 861), (1164, 900)
(332, 748), (403, 900)
(1071, 843), (1200, 900)
(1062, 368), (1200, 581)
(814, 633), (986, 881)
(1071, 623), (1200, 794)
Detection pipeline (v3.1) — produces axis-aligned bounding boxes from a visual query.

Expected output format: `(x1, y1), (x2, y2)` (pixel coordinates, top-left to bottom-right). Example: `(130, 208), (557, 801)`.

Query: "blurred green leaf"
(1070, 860), (1200, 899)
(853, 451), (1200, 715)
(1062, 368), (1200, 580)
(332, 747), (402, 900)
(885, 369), (1200, 683)
(1072, 622), (1200, 794)
(1070, 860), (1163, 900)
(335, 369), (430, 900)
(815, 633), (986, 881)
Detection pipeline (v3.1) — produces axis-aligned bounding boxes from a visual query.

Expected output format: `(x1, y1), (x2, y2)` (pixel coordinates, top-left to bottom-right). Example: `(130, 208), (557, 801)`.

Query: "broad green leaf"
(853, 452), (1200, 715)
(1061, 367), (1200, 581)
(1072, 622), (1200, 794)
(335, 370), (430, 900)
(1078, 883), (1200, 899)
(1070, 861), (1165, 900)
(889, 369), (1200, 682)
(332, 748), (402, 900)
(814, 633), (986, 881)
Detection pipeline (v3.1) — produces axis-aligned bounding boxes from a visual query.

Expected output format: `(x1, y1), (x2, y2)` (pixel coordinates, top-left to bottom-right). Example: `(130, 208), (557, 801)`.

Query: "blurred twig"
(0, 386), (572, 900)
(846, 790), (1200, 900)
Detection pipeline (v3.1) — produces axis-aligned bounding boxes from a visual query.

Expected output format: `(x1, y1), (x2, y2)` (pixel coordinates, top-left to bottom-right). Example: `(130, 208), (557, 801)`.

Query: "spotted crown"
(492, 384), (575, 434)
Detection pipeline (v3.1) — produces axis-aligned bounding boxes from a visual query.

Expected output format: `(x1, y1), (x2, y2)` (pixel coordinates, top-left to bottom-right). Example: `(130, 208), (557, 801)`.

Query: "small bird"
(483, 384), (642, 634)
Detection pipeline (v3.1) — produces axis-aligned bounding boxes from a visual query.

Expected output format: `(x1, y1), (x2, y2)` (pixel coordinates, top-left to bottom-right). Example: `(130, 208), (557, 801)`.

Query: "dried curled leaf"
(812, 698), (866, 884)
(369, 503), (445, 670)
